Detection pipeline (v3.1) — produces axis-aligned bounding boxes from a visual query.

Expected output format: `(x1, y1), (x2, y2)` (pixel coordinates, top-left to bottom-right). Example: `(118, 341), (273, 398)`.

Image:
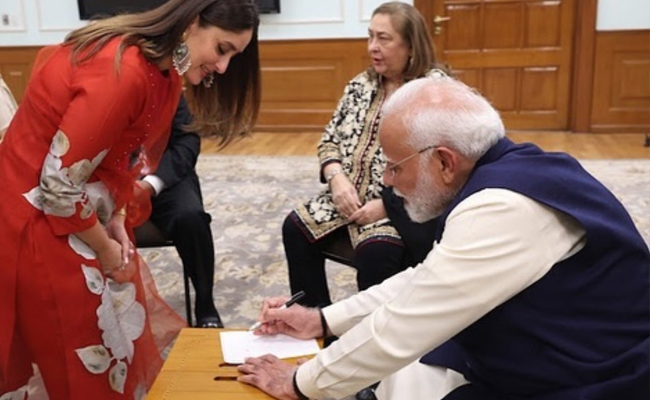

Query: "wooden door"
(414, 0), (575, 130)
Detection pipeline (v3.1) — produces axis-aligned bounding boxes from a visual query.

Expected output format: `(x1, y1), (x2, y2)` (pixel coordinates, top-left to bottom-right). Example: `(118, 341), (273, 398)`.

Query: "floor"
(203, 131), (650, 159)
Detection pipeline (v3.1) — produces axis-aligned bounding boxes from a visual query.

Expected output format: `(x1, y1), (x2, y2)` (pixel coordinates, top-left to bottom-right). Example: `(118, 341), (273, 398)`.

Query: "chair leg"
(182, 265), (193, 327)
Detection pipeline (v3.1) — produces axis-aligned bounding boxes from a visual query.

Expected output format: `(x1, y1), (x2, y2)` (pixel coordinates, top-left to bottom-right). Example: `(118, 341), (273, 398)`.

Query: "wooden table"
(147, 328), (316, 400)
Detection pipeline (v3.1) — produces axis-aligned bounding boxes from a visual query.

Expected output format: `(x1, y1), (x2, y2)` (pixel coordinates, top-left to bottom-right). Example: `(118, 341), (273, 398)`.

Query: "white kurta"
(296, 188), (586, 400)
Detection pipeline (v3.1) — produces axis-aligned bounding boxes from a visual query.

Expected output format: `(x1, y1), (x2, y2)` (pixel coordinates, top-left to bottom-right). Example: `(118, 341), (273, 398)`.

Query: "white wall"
(1, 0), (648, 47)
(597, 0), (650, 31)
(0, 0), (412, 46)
(258, 0), (408, 40)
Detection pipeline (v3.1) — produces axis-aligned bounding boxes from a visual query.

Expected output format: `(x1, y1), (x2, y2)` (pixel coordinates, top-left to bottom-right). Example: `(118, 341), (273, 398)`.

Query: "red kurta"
(0, 38), (185, 399)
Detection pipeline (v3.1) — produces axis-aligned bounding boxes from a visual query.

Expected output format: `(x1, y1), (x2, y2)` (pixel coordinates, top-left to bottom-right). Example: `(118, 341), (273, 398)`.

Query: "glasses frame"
(386, 145), (437, 178)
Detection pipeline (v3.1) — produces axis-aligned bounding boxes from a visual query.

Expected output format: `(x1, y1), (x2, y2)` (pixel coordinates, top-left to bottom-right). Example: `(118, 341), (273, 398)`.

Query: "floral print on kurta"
(23, 130), (110, 219)
(22, 129), (147, 395)
(77, 267), (146, 394)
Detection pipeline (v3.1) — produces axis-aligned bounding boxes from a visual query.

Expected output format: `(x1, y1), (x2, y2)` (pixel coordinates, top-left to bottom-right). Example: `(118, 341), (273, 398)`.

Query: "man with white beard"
(237, 77), (650, 400)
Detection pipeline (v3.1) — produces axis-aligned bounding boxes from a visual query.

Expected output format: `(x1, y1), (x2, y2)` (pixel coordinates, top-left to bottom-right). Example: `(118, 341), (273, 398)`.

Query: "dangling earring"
(202, 72), (214, 89)
(408, 56), (414, 68)
(172, 41), (191, 75)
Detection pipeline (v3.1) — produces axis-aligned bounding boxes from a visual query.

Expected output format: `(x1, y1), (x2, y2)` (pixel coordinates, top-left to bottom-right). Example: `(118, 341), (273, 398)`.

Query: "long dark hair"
(65, 0), (261, 144)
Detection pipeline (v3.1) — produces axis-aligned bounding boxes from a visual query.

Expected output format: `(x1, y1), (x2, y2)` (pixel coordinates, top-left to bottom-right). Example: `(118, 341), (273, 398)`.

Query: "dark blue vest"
(422, 138), (650, 399)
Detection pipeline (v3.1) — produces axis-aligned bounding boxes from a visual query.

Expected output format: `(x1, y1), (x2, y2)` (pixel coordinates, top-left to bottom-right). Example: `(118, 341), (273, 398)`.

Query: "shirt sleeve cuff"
(295, 361), (320, 399)
(321, 304), (349, 337)
(142, 175), (165, 196)
(293, 370), (310, 399)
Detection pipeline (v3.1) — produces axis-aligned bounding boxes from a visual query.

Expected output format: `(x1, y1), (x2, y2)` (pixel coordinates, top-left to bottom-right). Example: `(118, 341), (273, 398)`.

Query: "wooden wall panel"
(520, 67), (558, 111)
(526, 1), (561, 48)
(452, 69), (480, 90)
(0, 40), (371, 132)
(452, 64), (562, 129)
(262, 62), (343, 102)
(445, 4), (481, 51)
(257, 39), (369, 132)
(482, 68), (517, 111)
(484, 3), (522, 49)
(0, 47), (37, 103)
(591, 30), (650, 132)
(1, 29), (647, 133)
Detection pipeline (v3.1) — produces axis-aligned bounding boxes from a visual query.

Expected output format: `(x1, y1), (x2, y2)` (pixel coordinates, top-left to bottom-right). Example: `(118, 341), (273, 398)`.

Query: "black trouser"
(149, 175), (218, 322)
(283, 212), (406, 308)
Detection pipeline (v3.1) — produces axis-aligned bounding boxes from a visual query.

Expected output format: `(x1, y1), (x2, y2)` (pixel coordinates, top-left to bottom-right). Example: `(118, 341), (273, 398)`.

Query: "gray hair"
(382, 76), (505, 160)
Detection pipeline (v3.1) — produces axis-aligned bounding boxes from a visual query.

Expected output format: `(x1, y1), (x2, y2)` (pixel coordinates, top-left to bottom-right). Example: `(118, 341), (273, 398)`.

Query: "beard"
(394, 170), (456, 223)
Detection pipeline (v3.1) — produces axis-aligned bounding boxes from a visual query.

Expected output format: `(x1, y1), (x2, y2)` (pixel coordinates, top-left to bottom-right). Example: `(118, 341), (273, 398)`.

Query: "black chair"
(322, 234), (354, 267)
(133, 220), (193, 327)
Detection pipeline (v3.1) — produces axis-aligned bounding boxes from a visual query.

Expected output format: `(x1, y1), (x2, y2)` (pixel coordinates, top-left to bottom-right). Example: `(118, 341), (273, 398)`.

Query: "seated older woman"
(283, 1), (444, 309)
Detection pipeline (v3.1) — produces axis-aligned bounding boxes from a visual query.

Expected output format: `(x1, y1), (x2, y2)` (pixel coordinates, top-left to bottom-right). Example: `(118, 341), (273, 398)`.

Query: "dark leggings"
(283, 212), (406, 308)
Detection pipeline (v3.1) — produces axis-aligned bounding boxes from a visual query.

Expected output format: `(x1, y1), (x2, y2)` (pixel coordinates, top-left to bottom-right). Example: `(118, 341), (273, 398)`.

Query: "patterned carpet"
(142, 155), (650, 328)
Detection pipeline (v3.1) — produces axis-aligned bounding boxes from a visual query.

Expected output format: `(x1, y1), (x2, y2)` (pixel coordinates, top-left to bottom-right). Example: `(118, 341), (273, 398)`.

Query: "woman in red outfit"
(0, 1), (260, 398)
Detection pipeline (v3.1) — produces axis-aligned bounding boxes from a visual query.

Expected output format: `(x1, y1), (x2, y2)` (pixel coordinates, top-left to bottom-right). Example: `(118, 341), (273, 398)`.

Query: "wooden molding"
(570, 0), (597, 132)
(413, 0), (434, 37)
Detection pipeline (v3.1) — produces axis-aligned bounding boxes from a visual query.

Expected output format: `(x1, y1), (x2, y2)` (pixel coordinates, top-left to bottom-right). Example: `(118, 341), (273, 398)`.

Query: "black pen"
(248, 291), (306, 331)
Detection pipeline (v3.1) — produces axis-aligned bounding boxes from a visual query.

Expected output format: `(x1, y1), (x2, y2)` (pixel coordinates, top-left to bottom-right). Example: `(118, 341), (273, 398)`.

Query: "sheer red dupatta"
(109, 65), (188, 388)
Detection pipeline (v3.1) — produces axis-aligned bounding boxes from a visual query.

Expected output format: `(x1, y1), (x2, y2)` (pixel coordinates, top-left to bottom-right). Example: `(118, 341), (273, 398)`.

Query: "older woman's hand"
(348, 199), (387, 226)
(330, 174), (361, 218)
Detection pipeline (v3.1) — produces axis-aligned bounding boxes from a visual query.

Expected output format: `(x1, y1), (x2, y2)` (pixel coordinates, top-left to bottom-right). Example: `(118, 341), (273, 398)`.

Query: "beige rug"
(142, 155), (650, 328)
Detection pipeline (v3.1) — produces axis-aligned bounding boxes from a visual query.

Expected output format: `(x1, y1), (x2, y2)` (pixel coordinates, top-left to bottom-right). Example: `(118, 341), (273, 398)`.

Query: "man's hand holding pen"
(249, 291), (306, 331)
(249, 294), (323, 340)
(239, 291), (322, 399)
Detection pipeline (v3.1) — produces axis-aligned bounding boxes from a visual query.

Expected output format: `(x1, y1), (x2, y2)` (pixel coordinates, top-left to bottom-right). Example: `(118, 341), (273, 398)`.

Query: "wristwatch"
(325, 169), (342, 183)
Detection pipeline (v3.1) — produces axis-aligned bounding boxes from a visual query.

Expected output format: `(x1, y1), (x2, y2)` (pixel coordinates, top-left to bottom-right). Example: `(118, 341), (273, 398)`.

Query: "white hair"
(382, 76), (505, 160)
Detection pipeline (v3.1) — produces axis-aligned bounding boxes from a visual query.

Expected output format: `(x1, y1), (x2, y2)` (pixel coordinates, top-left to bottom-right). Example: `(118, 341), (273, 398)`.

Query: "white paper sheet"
(220, 331), (320, 364)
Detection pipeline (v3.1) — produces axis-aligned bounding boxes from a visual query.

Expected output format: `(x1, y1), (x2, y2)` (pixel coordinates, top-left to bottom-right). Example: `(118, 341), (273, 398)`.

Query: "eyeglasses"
(386, 145), (437, 178)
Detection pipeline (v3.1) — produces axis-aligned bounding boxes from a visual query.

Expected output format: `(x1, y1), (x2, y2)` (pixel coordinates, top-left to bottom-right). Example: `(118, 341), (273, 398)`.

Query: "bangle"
(114, 207), (127, 217)
(318, 307), (328, 338)
(293, 371), (309, 400)
(325, 169), (342, 183)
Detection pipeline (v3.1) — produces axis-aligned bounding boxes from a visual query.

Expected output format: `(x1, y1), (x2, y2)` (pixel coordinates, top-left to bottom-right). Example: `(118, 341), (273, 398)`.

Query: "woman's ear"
(185, 16), (200, 37)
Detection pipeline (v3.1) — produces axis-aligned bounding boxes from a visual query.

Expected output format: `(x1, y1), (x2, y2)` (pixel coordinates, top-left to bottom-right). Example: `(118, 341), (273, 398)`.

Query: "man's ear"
(434, 147), (459, 184)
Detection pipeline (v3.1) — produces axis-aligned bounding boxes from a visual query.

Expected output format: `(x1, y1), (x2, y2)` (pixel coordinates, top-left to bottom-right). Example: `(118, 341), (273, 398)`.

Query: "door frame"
(413, 0), (598, 133)
(569, 0), (597, 132)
